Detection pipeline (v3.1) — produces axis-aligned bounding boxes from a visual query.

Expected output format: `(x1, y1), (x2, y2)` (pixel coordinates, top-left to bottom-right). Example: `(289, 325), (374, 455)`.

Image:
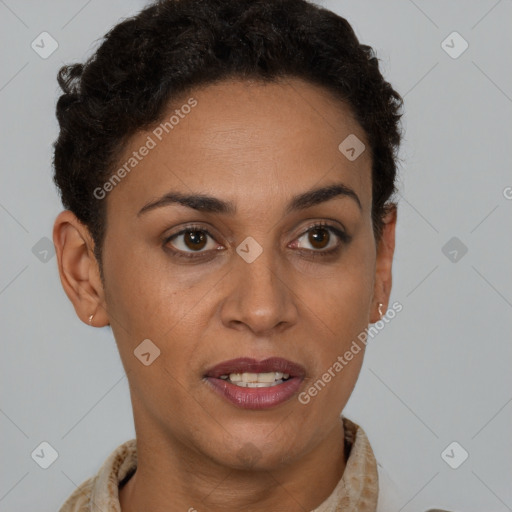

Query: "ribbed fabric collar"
(58, 415), (378, 512)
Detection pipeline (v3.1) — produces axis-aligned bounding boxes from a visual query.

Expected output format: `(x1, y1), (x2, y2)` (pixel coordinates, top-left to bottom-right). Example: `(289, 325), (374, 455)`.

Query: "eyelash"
(163, 221), (350, 261)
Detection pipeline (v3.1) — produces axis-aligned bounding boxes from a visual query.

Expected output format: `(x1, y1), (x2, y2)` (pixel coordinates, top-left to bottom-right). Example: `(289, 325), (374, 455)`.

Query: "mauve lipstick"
(204, 357), (306, 410)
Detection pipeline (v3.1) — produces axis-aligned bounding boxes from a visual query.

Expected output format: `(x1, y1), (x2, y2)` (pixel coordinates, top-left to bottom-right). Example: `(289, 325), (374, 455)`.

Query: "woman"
(52, 0), (403, 510)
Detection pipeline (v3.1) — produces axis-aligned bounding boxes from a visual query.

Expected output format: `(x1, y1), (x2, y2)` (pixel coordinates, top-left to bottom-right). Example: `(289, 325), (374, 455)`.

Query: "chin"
(206, 430), (304, 471)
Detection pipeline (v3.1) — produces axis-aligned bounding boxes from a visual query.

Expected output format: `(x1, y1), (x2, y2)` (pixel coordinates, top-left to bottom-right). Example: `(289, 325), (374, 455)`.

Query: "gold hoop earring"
(378, 303), (383, 318)
(88, 314), (94, 326)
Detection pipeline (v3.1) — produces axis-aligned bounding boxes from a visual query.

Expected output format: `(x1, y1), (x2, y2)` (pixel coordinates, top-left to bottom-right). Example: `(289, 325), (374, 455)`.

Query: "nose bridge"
(240, 244), (280, 296)
(222, 240), (296, 333)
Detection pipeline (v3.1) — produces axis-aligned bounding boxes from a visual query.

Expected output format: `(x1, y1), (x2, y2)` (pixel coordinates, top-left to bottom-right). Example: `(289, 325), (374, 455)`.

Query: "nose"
(220, 245), (298, 336)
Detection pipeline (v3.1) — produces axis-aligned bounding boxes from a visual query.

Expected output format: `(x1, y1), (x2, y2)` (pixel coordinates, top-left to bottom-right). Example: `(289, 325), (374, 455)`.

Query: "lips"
(205, 357), (306, 379)
(204, 357), (306, 410)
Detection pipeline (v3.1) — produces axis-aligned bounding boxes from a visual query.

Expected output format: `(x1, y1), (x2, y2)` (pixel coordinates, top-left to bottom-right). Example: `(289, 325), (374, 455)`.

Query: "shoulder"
(376, 461), (403, 511)
(58, 476), (95, 512)
(57, 439), (137, 512)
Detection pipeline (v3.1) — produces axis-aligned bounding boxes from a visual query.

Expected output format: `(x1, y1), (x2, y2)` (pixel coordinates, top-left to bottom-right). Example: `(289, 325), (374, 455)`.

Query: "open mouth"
(219, 371), (291, 388)
(204, 357), (306, 409)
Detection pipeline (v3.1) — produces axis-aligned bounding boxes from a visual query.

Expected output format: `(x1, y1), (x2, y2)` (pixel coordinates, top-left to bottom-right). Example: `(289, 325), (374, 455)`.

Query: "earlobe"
(370, 205), (397, 323)
(52, 210), (109, 327)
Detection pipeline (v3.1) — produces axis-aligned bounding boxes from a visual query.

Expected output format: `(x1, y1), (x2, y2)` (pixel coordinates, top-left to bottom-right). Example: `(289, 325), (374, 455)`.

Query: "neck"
(119, 418), (347, 512)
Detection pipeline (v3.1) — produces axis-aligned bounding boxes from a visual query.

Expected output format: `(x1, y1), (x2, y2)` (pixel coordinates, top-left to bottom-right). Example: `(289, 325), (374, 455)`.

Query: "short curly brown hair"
(53, 0), (403, 274)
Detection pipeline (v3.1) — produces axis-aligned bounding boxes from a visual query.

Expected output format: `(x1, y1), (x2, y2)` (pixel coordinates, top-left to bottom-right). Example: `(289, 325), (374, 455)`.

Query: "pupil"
(309, 228), (328, 249)
(186, 230), (206, 250)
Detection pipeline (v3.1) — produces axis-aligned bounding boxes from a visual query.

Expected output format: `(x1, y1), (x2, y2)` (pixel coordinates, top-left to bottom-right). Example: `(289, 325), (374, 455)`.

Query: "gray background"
(1, 0), (511, 510)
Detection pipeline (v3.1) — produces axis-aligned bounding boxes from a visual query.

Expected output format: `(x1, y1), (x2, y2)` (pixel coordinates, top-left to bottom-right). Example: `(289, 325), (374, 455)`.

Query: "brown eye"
(183, 229), (208, 251)
(308, 227), (330, 249)
(295, 224), (343, 252)
(165, 226), (219, 256)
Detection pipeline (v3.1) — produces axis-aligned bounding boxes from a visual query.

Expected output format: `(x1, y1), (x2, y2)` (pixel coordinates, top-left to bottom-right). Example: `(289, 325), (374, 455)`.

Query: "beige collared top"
(58, 416), (402, 512)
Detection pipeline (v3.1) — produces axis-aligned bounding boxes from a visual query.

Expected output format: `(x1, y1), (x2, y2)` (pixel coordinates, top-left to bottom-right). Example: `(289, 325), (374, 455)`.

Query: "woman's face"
(64, 77), (395, 470)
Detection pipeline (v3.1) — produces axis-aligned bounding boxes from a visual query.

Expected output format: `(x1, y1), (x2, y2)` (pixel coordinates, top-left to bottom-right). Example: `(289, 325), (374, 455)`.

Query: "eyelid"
(163, 223), (221, 253)
(291, 221), (350, 249)
(163, 220), (350, 259)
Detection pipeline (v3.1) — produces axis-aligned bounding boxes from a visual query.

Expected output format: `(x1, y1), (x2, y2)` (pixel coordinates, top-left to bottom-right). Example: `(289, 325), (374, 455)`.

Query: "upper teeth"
(219, 372), (290, 387)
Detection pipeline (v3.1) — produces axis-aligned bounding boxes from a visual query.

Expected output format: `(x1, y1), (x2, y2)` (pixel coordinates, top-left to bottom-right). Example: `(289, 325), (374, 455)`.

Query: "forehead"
(106, 77), (372, 216)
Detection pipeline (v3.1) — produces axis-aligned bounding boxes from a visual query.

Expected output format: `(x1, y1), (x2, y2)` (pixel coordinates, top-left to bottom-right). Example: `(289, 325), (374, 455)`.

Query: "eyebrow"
(137, 182), (362, 217)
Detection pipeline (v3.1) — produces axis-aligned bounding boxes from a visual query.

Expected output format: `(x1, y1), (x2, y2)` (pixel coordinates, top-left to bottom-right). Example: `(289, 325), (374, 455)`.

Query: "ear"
(52, 210), (109, 327)
(369, 204), (397, 323)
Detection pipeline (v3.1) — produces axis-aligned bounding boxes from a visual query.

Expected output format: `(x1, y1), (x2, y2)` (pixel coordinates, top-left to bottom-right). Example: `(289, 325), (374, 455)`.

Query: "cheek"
(103, 245), (214, 385)
(103, 240), (186, 333)
(301, 251), (374, 336)
(296, 243), (374, 399)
